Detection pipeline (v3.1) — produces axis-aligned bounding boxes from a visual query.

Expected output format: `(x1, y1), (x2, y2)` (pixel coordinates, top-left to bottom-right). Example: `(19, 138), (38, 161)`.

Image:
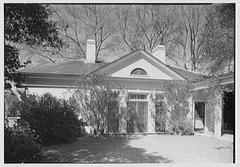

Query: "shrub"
(19, 93), (83, 145)
(73, 74), (123, 135)
(155, 101), (168, 132)
(4, 91), (21, 117)
(161, 81), (194, 135)
(4, 125), (43, 163)
(169, 120), (194, 135)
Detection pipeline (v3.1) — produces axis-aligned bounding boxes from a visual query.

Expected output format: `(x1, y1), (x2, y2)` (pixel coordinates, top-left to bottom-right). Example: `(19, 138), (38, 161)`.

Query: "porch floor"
(42, 134), (233, 163)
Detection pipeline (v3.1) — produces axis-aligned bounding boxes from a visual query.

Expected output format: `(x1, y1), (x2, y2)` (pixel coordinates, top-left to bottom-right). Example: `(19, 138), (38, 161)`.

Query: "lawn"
(42, 134), (233, 163)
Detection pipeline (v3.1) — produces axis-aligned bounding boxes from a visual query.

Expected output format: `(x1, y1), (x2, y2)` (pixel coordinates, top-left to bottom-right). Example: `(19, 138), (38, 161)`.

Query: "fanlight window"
(130, 68), (147, 75)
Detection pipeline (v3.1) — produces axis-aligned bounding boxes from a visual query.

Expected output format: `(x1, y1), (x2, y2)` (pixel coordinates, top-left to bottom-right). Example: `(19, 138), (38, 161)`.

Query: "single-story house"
(18, 39), (235, 138)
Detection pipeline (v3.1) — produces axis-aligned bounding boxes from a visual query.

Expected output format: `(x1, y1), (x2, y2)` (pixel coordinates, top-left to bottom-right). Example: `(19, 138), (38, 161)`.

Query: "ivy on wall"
(72, 74), (233, 135)
(191, 76), (234, 133)
(152, 77), (233, 135)
(160, 81), (193, 134)
(146, 80), (193, 134)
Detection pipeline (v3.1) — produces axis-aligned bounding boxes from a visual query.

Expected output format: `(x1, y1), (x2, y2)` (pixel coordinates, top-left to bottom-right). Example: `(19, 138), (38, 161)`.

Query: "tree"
(52, 5), (117, 61)
(115, 5), (145, 52)
(4, 4), (63, 90)
(202, 4), (235, 74)
(4, 45), (28, 90)
(116, 5), (179, 54)
(116, 5), (190, 66)
(136, 5), (178, 51)
(169, 5), (207, 71)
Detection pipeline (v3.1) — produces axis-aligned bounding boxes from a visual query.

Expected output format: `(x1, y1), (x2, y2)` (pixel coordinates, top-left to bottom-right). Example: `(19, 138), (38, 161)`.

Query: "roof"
(192, 72), (234, 90)
(19, 51), (207, 83)
(167, 66), (208, 82)
(18, 61), (107, 76)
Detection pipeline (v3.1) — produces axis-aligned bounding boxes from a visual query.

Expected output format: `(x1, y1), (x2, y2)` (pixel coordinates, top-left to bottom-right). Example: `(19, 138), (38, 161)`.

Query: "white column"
(187, 95), (194, 131)
(214, 94), (223, 137)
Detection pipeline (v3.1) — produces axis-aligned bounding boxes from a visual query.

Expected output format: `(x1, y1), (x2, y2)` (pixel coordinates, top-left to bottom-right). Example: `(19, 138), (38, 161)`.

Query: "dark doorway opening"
(194, 102), (205, 130)
(222, 91), (235, 135)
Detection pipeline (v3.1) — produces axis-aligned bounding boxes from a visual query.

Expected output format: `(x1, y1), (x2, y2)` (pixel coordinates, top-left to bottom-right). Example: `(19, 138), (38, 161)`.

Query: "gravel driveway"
(42, 134), (233, 163)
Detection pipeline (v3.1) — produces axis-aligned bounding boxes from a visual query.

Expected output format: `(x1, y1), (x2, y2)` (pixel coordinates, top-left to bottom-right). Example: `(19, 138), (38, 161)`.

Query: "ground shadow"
(42, 135), (172, 163)
(216, 146), (232, 150)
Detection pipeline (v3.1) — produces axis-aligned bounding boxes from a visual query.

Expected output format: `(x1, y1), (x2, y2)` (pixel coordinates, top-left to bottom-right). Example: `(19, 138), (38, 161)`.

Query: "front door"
(194, 102), (205, 130)
(127, 101), (148, 132)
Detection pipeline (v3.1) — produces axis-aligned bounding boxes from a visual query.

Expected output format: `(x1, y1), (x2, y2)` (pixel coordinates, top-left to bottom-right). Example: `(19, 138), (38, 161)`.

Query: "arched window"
(130, 68), (148, 75)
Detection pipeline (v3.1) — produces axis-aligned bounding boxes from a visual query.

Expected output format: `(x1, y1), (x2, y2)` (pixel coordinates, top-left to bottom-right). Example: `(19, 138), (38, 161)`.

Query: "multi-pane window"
(128, 93), (147, 100)
(127, 92), (148, 132)
(127, 101), (148, 132)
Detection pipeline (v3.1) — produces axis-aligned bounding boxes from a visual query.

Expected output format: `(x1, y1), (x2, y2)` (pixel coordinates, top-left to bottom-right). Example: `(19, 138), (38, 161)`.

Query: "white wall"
(111, 58), (173, 80)
(27, 87), (75, 100)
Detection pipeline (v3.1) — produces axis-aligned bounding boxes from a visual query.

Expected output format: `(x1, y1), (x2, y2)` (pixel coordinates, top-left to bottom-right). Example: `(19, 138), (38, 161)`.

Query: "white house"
(18, 39), (234, 138)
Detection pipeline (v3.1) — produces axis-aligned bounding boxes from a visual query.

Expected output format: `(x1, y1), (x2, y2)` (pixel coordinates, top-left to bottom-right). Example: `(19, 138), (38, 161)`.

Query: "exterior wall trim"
(20, 84), (75, 89)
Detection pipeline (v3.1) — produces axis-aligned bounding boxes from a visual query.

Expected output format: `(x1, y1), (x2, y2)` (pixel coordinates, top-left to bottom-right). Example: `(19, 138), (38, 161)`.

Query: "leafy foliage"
(5, 4), (62, 47)
(216, 4), (235, 29)
(155, 101), (168, 132)
(4, 90), (21, 117)
(4, 45), (29, 90)
(191, 76), (228, 133)
(4, 4), (63, 90)
(192, 76), (224, 101)
(19, 93), (82, 145)
(73, 74), (123, 135)
(203, 3), (234, 74)
(4, 125), (43, 163)
(161, 81), (193, 135)
(107, 97), (120, 133)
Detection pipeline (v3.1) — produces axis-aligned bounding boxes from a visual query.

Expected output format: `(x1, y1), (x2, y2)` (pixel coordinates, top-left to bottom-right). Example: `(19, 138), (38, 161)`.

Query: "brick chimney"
(152, 45), (166, 64)
(85, 39), (96, 63)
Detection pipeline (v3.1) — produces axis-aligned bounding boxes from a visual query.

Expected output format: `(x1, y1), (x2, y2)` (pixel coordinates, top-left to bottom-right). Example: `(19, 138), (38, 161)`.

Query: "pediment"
(92, 50), (185, 80)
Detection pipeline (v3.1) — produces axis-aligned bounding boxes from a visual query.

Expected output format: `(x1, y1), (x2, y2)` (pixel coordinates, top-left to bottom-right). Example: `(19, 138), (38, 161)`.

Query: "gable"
(93, 50), (185, 80)
(111, 58), (173, 80)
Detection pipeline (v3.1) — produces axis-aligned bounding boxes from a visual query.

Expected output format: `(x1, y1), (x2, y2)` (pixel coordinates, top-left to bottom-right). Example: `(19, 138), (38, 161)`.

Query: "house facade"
(19, 39), (234, 138)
